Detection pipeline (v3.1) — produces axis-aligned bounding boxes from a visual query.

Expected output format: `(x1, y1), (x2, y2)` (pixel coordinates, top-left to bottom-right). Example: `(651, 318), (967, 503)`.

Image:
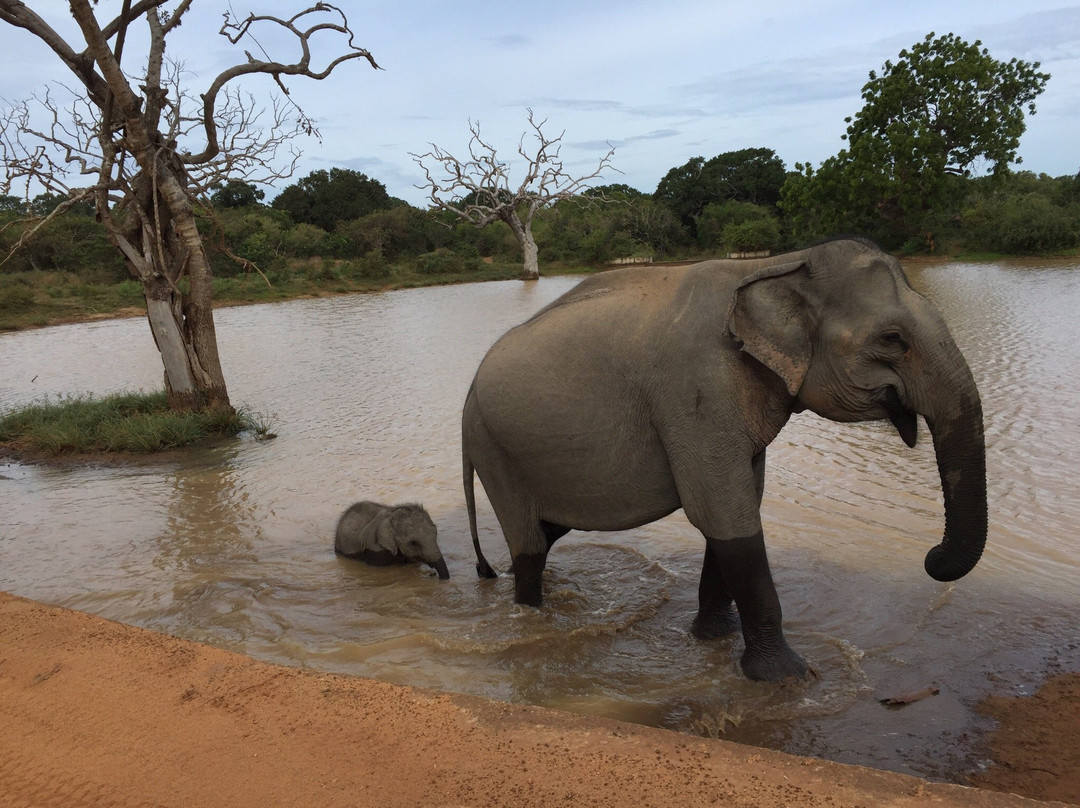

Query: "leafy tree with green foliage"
(654, 148), (785, 235)
(211, 180), (266, 209)
(586, 183), (648, 201)
(272, 168), (397, 232)
(962, 193), (1078, 254)
(703, 148), (786, 207)
(781, 32), (1050, 249)
(697, 200), (780, 253)
(653, 156), (707, 231)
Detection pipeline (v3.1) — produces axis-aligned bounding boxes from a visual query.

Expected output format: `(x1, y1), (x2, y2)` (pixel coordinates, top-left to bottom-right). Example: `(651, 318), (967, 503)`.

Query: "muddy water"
(2, 260), (1078, 782)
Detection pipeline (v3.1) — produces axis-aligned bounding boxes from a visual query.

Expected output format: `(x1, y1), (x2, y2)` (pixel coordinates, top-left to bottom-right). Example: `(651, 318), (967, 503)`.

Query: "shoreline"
(1, 591), (1075, 808)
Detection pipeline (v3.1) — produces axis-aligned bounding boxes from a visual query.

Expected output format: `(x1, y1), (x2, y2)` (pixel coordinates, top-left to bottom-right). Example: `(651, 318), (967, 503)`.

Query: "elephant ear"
(374, 514), (400, 554)
(726, 259), (812, 397)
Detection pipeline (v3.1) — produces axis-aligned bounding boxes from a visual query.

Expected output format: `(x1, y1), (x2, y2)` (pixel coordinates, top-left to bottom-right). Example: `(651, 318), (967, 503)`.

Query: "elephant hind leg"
(541, 520), (571, 548)
(506, 521), (569, 606)
(465, 414), (550, 606)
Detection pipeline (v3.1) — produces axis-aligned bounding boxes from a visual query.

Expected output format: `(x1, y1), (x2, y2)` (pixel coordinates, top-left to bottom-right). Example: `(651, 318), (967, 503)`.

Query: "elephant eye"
(881, 332), (909, 352)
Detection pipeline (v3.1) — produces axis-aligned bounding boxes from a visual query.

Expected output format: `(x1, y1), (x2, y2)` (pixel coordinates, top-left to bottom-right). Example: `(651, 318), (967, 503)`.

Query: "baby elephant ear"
(374, 515), (400, 554)
(726, 259), (811, 397)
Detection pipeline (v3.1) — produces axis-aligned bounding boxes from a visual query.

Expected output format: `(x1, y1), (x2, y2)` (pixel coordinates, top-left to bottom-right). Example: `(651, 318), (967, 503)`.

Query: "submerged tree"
(0, 2), (378, 410)
(412, 109), (615, 279)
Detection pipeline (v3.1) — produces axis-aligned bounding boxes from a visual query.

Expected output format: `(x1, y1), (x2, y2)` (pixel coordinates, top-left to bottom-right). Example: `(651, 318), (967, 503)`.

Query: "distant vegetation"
(2, 32), (1078, 333)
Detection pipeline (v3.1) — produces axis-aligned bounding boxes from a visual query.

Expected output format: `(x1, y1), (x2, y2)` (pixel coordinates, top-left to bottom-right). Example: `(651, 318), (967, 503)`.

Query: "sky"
(1, 1), (1078, 207)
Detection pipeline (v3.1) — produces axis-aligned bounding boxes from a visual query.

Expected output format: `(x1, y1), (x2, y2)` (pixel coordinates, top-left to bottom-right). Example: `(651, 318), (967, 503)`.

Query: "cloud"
(677, 58), (865, 113)
(533, 96), (708, 119)
(486, 34), (531, 50)
(982, 7), (1080, 61)
(574, 129), (681, 151)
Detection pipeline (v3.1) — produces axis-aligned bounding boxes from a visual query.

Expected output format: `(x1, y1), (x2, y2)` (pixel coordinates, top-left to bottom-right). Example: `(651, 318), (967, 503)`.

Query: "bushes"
(698, 201), (782, 254)
(723, 217), (782, 254)
(962, 193), (1080, 254)
(414, 247), (480, 275)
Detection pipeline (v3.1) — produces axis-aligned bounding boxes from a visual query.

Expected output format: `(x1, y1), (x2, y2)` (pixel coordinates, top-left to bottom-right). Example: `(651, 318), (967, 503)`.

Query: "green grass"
(0, 390), (273, 456)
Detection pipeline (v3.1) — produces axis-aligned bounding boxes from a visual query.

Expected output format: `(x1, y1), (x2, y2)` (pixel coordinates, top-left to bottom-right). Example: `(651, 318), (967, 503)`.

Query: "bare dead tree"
(0, 1), (378, 411)
(412, 109), (615, 280)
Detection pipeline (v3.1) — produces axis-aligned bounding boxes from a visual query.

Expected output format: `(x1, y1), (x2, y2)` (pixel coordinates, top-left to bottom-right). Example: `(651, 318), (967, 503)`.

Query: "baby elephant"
(334, 501), (449, 579)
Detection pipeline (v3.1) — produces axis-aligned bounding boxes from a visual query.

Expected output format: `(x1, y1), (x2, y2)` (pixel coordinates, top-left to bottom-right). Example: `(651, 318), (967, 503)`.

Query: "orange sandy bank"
(0, 592), (1071, 808)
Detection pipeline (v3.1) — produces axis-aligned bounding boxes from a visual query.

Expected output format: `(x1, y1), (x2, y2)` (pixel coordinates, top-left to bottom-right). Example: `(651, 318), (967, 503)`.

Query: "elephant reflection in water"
(463, 237), (986, 682)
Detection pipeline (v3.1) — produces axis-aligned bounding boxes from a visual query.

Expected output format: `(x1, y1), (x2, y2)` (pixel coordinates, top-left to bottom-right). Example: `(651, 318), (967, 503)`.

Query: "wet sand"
(1, 592), (1075, 808)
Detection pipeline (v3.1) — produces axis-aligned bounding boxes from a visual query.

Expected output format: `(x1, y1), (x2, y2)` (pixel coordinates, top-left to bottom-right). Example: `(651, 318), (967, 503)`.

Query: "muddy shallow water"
(2, 259), (1078, 782)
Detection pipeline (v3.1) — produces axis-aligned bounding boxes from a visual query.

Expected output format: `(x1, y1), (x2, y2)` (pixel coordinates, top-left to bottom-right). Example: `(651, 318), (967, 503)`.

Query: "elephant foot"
(476, 560), (498, 579)
(690, 605), (741, 639)
(739, 641), (811, 683)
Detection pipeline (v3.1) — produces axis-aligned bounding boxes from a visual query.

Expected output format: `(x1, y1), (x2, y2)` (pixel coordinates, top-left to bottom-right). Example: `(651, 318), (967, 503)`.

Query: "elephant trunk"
(430, 557), (450, 580)
(922, 368), (988, 582)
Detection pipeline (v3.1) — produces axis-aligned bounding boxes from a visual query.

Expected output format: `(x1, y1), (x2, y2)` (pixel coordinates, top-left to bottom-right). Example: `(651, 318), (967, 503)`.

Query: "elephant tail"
(464, 451), (498, 579)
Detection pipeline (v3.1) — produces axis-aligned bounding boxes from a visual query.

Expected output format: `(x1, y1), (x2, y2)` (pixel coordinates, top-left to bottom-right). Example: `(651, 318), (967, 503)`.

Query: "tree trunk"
(503, 212), (540, 280)
(112, 162), (232, 413)
(163, 184), (231, 412)
(520, 230), (540, 280)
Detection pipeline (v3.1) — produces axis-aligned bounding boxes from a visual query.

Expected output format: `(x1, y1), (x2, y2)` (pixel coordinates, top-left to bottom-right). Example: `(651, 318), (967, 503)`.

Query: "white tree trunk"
(503, 213), (540, 280)
(521, 229), (540, 280)
(146, 298), (196, 399)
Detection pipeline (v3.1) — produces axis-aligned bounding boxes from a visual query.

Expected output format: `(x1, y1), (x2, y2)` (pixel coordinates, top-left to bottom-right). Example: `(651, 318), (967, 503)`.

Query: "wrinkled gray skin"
(334, 501), (449, 580)
(463, 238), (986, 682)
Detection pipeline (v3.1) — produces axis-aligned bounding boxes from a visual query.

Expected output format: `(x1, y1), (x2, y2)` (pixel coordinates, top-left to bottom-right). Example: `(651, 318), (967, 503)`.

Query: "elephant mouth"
(881, 386), (918, 448)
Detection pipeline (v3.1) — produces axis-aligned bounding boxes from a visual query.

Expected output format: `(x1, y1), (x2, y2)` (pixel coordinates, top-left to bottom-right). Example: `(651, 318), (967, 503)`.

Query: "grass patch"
(0, 390), (273, 457)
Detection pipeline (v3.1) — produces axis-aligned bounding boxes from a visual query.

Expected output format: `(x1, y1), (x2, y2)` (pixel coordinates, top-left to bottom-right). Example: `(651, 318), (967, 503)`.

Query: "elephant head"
(376, 504), (449, 579)
(728, 238), (987, 582)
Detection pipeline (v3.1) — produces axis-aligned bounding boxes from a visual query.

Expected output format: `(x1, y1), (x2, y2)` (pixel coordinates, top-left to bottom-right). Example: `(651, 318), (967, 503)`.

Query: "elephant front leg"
(708, 532), (810, 682)
(691, 541), (740, 639)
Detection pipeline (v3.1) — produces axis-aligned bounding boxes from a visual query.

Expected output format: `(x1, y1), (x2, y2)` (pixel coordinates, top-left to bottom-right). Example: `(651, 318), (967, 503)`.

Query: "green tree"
(697, 200), (778, 252)
(272, 168), (396, 232)
(211, 180), (266, 209)
(654, 149), (785, 235)
(781, 33), (1049, 249)
(781, 32), (1050, 248)
(653, 156), (706, 230)
(701, 148), (786, 207)
(962, 193), (1078, 253)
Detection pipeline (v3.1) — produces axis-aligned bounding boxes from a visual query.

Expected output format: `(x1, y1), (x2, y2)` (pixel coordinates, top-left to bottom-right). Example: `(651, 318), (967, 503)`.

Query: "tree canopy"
(781, 32), (1051, 247)
(653, 148), (786, 233)
(211, 181), (266, 209)
(272, 168), (397, 231)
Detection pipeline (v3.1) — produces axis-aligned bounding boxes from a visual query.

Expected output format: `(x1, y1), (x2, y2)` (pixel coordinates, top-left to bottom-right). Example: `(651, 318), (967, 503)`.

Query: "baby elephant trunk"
(430, 556), (450, 580)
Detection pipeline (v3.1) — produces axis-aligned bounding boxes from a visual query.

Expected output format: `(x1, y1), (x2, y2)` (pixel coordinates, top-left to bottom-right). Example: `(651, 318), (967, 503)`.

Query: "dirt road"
(0, 592), (1073, 807)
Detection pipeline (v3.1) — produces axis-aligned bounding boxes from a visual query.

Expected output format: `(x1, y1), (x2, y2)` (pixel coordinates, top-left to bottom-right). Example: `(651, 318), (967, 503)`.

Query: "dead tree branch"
(0, 1), (378, 410)
(411, 108), (616, 278)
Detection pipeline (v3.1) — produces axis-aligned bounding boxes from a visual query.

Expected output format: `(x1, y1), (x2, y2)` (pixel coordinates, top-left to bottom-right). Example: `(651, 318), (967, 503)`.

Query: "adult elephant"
(462, 238), (986, 682)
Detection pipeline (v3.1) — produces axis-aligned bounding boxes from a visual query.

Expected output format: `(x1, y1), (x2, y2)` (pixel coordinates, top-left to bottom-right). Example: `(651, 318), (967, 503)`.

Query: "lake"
(2, 258), (1078, 782)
